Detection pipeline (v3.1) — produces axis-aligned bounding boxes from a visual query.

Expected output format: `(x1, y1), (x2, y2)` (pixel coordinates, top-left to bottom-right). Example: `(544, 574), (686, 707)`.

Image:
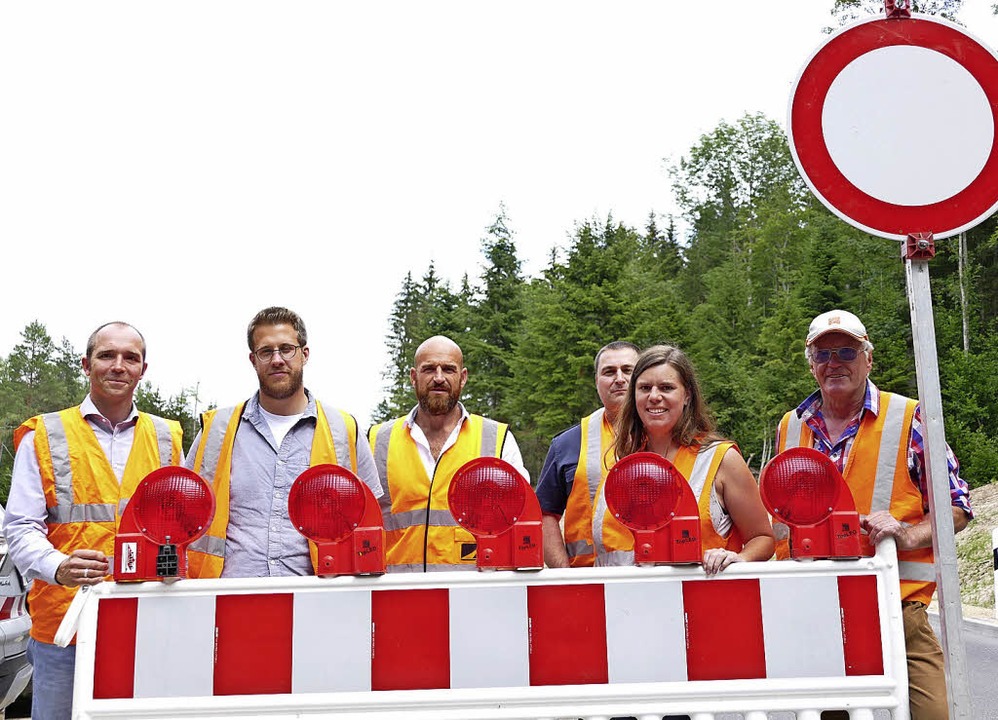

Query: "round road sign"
(788, 14), (998, 240)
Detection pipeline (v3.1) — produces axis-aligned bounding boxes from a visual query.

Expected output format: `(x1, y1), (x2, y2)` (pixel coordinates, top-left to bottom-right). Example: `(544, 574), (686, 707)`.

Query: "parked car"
(0, 508), (31, 717)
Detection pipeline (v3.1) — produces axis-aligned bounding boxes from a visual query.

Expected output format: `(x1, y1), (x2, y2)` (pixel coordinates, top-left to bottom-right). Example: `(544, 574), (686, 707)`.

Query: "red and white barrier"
(72, 544), (909, 720)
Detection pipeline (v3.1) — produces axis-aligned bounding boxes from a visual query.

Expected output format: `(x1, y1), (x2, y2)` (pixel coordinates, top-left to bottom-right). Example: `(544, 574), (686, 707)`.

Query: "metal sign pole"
(903, 235), (972, 719)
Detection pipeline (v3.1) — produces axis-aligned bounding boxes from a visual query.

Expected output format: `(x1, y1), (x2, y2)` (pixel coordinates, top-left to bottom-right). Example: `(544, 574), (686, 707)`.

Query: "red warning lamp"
(603, 452), (701, 565)
(760, 447), (863, 560)
(448, 457), (542, 571)
(288, 464), (385, 577)
(114, 467), (215, 582)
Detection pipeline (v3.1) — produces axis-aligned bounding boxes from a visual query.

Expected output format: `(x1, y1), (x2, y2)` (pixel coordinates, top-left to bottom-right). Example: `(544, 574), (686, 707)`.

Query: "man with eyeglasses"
(775, 309), (972, 720)
(369, 335), (529, 571)
(184, 306), (382, 578)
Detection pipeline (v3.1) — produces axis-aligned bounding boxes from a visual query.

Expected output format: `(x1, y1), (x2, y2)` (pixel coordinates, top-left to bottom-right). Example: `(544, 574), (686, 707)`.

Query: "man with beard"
(368, 335), (528, 571)
(184, 306), (382, 578)
(535, 341), (639, 567)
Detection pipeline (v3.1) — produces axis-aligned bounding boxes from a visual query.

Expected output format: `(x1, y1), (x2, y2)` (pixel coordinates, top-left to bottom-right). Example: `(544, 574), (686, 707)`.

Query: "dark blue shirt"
(535, 423), (583, 516)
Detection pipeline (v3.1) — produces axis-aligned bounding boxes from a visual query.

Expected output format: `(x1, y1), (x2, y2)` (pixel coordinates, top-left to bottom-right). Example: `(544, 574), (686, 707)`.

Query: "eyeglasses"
(810, 346), (860, 364)
(253, 344), (301, 362)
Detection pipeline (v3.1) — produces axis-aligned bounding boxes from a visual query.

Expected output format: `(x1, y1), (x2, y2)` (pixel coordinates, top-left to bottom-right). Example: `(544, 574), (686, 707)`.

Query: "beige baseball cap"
(806, 310), (868, 346)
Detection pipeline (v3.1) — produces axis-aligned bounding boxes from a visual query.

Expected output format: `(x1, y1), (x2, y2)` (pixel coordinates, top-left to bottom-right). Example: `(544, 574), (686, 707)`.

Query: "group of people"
(536, 310), (971, 720)
(1, 306), (973, 720)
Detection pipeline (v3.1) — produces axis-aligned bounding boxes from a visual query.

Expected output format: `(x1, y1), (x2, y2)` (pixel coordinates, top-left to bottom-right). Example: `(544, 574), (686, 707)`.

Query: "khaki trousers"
(903, 600), (948, 720)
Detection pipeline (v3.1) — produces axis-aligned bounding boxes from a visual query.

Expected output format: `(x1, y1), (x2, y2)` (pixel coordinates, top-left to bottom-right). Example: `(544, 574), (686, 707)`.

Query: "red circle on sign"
(789, 16), (998, 239)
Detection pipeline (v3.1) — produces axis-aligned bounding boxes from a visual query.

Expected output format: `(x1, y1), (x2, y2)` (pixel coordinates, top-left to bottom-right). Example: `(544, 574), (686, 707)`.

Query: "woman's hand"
(702, 547), (742, 576)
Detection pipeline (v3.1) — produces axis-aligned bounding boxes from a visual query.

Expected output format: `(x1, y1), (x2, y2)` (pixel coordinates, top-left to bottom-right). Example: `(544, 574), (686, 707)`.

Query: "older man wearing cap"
(775, 309), (972, 720)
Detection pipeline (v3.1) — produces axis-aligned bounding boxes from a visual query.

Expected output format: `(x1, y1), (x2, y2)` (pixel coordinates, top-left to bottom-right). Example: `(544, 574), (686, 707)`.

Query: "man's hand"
(861, 510), (939, 551)
(862, 506), (969, 552)
(541, 515), (571, 568)
(55, 549), (109, 587)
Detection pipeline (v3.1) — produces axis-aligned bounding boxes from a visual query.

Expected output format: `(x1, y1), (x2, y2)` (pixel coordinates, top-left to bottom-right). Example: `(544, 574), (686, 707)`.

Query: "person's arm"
(909, 404), (973, 521)
(534, 432), (577, 568)
(705, 447), (775, 575)
(542, 515), (570, 568)
(862, 507), (969, 550)
(182, 429), (203, 470)
(499, 431), (529, 484)
(876, 404), (974, 550)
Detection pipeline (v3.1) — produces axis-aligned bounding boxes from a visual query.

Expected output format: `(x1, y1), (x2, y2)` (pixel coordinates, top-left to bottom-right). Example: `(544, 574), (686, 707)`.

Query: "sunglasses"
(810, 347), (860, 363)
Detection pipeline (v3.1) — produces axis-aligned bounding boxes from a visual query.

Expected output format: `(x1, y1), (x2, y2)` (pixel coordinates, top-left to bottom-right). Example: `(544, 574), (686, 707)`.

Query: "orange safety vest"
(369, 414), (507, 571)
(187, 400), (359, 578)
(14, 409), (181, 644)
(776, 390), (934, 604)
(562, 409), (614, 567)
(592, 441), (737, 566)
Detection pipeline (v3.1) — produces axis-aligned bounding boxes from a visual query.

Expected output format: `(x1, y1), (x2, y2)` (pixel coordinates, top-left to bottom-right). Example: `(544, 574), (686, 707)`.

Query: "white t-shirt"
(259, 406), (305, 447)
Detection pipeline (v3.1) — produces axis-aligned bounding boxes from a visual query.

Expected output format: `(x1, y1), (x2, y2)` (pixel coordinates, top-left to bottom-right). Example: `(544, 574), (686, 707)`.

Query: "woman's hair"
(612, 344), (723, 460)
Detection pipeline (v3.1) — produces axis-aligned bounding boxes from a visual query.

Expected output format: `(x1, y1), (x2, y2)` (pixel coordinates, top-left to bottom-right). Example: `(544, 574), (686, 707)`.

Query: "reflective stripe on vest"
(199, 406), (239, 495)
(583, 410), (605, 500)
(372, 420), (393, 507)
(591, 472), (611, 559)
(870, 395), (909, 514)
(382, 509), (459, 533)
(564, 409), (608, 566)
(326, 408), (353, 473)
(690, 442), (735, 542)
(899, 560), (937, 582)
(187, 406), (238, 559)
(388, 563), (478, 573)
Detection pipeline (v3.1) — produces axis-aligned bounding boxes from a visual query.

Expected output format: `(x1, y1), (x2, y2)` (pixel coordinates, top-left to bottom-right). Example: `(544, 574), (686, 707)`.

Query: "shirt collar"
(244, 388), (318, 421)
(79, 394), (140, 426)
(797, 379), (879, 421)
(405, 401), (470, 429)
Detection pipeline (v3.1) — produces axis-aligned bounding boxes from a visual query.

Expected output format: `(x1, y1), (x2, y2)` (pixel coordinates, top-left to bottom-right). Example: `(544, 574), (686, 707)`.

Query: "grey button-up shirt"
(184, 391), (381, 578)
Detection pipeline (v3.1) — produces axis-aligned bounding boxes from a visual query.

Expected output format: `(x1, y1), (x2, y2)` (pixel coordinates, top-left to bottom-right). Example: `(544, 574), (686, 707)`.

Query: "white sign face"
(788, 14), (998, 240)
(823, 46), (993, 206)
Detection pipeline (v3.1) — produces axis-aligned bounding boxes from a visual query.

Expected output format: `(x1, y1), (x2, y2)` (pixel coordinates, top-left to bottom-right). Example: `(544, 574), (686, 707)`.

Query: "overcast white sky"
(2, 1), (997, 428)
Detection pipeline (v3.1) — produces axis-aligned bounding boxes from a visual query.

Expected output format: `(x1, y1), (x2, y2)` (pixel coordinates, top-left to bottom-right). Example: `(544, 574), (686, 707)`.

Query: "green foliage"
(462, 206), (525, 417)
(374, 264), (464, 421)
(134, 382), (204, 456)
(375, 111), (998, 489)
(828, 0), (963, 27)
(0, 322), (87, 501)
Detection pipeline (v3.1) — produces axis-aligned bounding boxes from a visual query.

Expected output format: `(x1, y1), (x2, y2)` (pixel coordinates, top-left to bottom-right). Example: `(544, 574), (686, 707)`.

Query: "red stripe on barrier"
(93, 597), (138, 699)
(214, 593), (294, 695)
(838, 574), (884, 676)
(371, 588), (450, 690)
(684, 578), (766, 680)
(527, 584), (608, 686)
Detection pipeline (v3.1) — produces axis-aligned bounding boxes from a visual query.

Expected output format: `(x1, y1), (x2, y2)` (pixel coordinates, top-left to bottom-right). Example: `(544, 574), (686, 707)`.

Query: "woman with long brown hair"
(593, 345), (774, 574)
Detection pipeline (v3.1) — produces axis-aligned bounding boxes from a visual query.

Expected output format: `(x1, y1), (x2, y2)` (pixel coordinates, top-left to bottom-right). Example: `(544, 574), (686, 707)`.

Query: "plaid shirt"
(793, 380), (973, 518)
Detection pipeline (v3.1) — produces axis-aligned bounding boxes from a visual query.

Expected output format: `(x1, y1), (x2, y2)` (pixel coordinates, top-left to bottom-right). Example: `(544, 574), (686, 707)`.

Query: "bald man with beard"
(369, 336), (529, 572)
